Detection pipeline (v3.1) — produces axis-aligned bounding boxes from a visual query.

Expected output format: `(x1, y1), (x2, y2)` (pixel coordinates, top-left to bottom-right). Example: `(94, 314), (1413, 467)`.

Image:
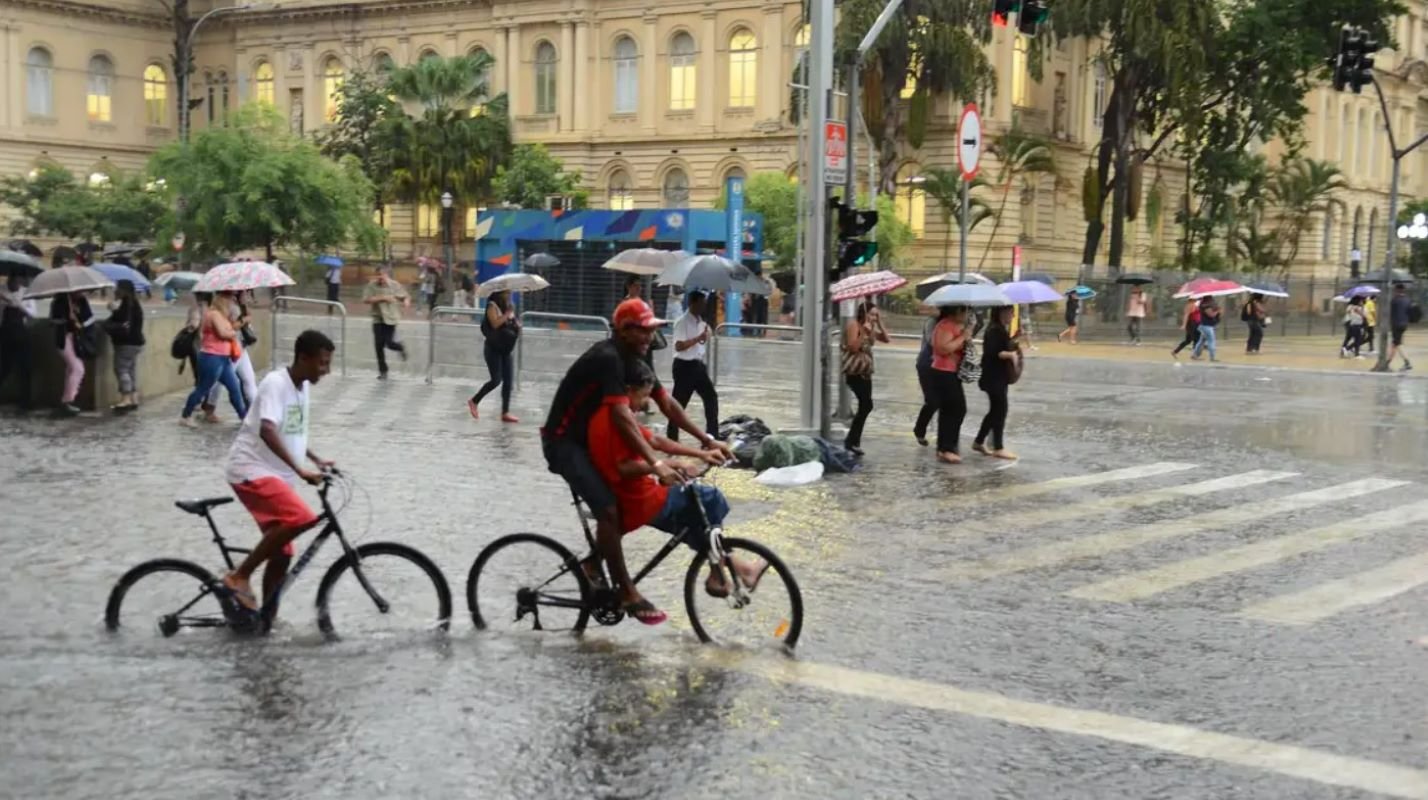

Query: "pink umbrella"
(830, 270), (908, 303)
(193, 261), (296, 293)
(1173, 278), (1244, 299)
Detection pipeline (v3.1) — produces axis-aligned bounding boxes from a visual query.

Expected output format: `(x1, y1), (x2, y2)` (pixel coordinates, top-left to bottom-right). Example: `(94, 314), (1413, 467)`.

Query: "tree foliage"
(978, 127), (1058, 270)
(716, 172), (799, 269)
(1214, 156), (1345, 278)
(491, 144), (588, 210)
(316, 66), (399, 212)
(0, 164), (166, 245)
(919, 167), (996, 269)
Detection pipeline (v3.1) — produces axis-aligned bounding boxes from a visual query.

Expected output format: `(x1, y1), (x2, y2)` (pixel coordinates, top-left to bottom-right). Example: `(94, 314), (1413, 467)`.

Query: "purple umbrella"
(998, 280), (1064, 305)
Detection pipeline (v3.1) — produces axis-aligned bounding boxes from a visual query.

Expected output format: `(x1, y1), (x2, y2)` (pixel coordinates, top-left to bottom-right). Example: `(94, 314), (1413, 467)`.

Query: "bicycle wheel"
(315, 542), (452, 640)
(104, 558), (234, 638)
(468, 533), (591, 633)
(684, 537), (803, 649)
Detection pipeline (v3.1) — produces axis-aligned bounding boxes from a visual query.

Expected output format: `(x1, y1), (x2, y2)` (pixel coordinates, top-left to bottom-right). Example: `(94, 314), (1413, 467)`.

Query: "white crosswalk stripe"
(1237, 549), (1428, 625)
(1067, 499), (1428, 603)
(948, 461), (1197, 505)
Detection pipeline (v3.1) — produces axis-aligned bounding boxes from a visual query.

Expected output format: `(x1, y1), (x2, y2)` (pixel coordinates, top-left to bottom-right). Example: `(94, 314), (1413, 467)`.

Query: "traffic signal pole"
(1368, 76), (1428, 370)
(801, 0), (834, 432)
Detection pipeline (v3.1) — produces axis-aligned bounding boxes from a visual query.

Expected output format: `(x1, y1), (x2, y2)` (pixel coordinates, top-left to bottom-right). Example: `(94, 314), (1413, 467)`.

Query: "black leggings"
(913, 364), (936, 439)
(1343, 324), (1363, 356)
(1172, 325), (1200, 355)
(1245, 320), (1264, 353)
(933, 369), (966, 454)
(975, 384), (1008, 451)
(471, 342), (513, 414)
(844, 373), (873, 449)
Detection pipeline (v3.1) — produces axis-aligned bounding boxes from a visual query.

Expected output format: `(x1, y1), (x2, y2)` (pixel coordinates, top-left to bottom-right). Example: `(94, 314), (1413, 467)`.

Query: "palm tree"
(977, 127), (1058, 271)
(1267, 157), (1346, 279)
(919, 167), (996, 271)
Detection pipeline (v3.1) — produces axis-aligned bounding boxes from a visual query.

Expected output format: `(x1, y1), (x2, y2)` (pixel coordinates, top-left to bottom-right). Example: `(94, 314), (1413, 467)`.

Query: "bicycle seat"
(174, 497), (235, 515)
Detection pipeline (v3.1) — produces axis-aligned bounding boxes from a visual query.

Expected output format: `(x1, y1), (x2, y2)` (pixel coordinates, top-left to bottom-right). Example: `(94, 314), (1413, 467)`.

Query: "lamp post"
(440, 191), (455, 302)
(177, 3), (260, 143)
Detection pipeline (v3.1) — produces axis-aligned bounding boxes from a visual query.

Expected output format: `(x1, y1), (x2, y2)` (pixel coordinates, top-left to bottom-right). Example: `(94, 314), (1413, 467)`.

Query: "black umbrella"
(1115, 272), (1154, 285)
(0, 250), (42, 278)
(769, 270), (796, 293)
(5, 239), (42, 257)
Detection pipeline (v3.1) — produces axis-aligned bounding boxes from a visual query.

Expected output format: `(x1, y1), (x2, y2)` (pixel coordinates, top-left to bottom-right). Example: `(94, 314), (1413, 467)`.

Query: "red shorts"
(231, 476), (320, 557)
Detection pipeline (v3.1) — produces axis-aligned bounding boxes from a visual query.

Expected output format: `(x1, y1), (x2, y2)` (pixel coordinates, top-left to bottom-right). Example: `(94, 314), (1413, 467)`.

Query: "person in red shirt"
(587, 359), (768, 625)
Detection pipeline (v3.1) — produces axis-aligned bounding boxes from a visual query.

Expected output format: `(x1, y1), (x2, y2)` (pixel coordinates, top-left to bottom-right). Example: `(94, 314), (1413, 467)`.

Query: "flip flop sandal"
(622, 599), (668, 626)
(220, 577), (258, 612)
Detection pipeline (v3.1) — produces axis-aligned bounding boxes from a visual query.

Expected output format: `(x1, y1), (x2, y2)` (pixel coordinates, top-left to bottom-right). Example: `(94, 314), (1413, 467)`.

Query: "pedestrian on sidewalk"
(363, 265), (410, 380)
(105, 279), (145, 412)
(324, 260), (342, 311)
(49, 291), (93, 417)
(1125, 286), (1149, 345)
(667, 291), (720, 442)
(207, 292), (257, 407)
(1364, 295), (1378, 353)
(1057, 291), (1080, 344)
(0, 275), (37, 410)
(841, 299), (889, 457)
(455, 270), (475, 309)
(467, 289), (520, 422)
(1171, 298), (1202, 359)
(1386, 283), (1414, 371)
(912, 311), (938, 447)
(1191, 296), (1221, 361)
(180, 292), (247, 424)
(931, 305), (970, 465)
(1341, 297), (1366, 359)
(973, 305), (1021, 460)
(1243, 293), (1266, 355)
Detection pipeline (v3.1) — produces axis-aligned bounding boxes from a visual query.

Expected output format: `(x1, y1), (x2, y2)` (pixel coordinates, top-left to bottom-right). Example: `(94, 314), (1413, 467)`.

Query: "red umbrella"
(1173, 278), (1244, 299)
(830, 270), (907, 303)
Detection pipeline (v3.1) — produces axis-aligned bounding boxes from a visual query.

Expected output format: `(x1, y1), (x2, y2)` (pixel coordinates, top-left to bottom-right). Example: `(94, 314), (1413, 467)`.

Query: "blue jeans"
(1192, 324), (1218, 360)
(184, 352), (248, 418)
(648, 484), (729, 553)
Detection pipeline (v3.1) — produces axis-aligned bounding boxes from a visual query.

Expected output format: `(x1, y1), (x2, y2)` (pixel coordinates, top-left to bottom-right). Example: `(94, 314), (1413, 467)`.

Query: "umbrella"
(155, 271), (203, 291)
(523, 252), (560, 269)
(922, 283), (1013, 308)
(0, 249), (43, 278)
(91, 262), (151, 291)
(24, 265), (114, 299)
(830, 271), (907, 303)
(658, 254), (771, 295)
(103, 244), (150, 260)
(315, 255), (344, 268)
(194, 261), (295, 293)
(1340, 284), (1381, 300)
(915, 271), (996, 300)
(1115, 273), (1154, 285)
(998, 280), (1064, 305)
(1173, 278), (1242, 299)
(1245, 281), (1290, 298)
(6, 239), (42, 257)
(1019, 271), (1057, 286)
(769, 269), (796, 294)
(602, 248), (687, 276)
(1356, 268), (1415, 284)
(479, 273), (551, 298)
(1070, 285), (1098, 299)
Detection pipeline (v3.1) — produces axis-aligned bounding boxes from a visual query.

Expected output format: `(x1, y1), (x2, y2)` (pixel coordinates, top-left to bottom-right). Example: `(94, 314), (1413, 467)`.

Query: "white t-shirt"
(673, 312), (708, 362)
(226, 369), (311, 485)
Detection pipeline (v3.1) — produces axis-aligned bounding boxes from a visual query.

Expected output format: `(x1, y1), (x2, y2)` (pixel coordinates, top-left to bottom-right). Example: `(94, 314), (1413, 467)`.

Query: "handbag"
(240, 323), (258, 347)
(72, 322), (100, 360)
(1006, 351), (1024, 386)
(958, 338), (981, 385)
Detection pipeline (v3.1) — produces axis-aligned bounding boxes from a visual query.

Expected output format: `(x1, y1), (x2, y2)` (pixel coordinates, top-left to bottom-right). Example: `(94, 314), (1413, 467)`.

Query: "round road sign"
(957, 104), (982, 181)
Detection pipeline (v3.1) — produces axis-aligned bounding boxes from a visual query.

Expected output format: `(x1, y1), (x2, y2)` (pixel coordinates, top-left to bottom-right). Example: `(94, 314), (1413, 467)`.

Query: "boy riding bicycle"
(587, 359), (768, 625)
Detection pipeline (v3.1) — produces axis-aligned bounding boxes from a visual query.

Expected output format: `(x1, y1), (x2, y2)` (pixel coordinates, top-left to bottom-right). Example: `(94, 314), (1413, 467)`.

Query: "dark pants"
(372, 322), (405, 375)
(975, 384), (1009, 450)
(0, 334), (31, 407)
(1246, 320), (1264, 353)
(667, 358), (718, 441)
(913, 363), (936, 440)
(844, 373), (873, 449)
(1364, 324), (1375, 352)
(933, 369), (966, 454)
(1343, 324), (1363, 356)
(471, 342), (514, 414)
(1172, 324), (1200, 355)
(326, 282), (340, 311)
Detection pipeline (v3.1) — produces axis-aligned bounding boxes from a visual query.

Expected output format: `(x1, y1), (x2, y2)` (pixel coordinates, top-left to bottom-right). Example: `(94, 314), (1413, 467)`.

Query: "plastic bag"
(755, 461), (824, 487)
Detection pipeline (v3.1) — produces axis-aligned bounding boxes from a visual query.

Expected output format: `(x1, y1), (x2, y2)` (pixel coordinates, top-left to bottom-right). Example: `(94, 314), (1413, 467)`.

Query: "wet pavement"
(3, 327), (1428, 799)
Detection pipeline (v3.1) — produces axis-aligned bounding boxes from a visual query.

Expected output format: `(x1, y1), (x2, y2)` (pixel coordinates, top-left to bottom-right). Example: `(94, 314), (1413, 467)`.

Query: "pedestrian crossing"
(930, 463), (1428, 628)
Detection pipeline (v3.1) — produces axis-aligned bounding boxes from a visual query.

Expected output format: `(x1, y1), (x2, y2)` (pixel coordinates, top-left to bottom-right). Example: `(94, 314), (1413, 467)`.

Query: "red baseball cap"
(613, 298), (666, 329)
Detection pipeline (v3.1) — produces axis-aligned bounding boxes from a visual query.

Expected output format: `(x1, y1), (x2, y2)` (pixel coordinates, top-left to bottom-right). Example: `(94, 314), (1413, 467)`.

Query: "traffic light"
(1018, 0), (1048, 36)
(992, 0), (1018, 27)
(832, 199), (878, 274)
(1331, 25), (1377, 94)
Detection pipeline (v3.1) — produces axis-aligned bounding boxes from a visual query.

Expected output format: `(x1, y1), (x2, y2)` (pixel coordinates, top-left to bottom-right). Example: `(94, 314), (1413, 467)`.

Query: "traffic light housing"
(1018, 0), (1048, 36)
(832, 199), (878, 274)
(1331, 25), (1376, 94)
(992, 0), (1017, 27)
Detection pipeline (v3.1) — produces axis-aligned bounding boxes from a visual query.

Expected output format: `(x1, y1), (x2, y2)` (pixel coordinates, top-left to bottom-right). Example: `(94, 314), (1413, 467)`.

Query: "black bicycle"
(105, 471), (452, 640)
(466, 470), (803, 649)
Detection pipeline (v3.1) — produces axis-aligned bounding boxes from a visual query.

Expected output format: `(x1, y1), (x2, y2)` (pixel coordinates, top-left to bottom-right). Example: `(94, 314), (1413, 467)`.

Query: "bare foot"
(991, 449), (1018, 460)
(501, 413), (520, 423)
(222, 573), (257, 611)
(467, 398), (479, 420)
(937, 451), (962, 464)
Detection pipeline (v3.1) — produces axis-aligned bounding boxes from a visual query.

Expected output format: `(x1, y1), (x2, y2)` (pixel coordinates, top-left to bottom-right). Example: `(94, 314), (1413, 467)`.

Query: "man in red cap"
(541, 298), (732, 624)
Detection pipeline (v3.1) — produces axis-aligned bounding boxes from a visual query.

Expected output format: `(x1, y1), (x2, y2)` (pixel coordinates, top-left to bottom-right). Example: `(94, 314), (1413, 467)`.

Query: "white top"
(327, 266), (342, 285)
(226, 369), (311, 485)
(672, 311), (708, 362)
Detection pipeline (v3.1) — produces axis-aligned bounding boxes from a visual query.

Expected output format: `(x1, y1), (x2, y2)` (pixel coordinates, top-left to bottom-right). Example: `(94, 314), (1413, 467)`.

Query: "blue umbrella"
(998, 280), (1064, 305)
(1342, 284), (1381, 300)
(1070, 285), (1097, 299)
(315, 255), (344, 268)
(91, 262), (150, 290)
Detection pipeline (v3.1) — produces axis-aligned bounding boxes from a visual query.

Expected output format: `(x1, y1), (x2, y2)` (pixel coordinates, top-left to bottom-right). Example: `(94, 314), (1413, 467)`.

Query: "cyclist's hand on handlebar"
(299, 468), (325, 486)
(697, 449), (725, 467)
(653, 461), (682, 487)
(313, 457), (337, 472)
(702, 438), (735, 461)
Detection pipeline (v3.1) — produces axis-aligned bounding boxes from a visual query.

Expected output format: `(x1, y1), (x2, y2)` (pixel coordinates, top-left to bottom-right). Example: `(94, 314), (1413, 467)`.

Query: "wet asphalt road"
(3, 323), (1428, 799)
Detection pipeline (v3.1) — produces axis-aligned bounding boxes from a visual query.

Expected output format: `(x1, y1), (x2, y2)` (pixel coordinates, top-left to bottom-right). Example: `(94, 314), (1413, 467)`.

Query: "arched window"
(670, 33), (696, 111)
(218, 71), (230, 122)
(26, 48), (53, 117)
(1322, 208), (1334, 260)
(323, 57), (344, 122)
(535, 41), (557, 115)
(662, 168), (690, 206)
(613, 36), (638, 114)
(1020, 181), (1037, 242)
(896, 163), (926, 238)
(792, 24), (811, 87)
(254, 61), (275, 106)
(420, 49), (441, 63)
(728, 28), (757, 107)
(469, 48), (491, 116)
(372, 52), (395, 74)
(1012, 38), (1029, 108)
(417, 204), (439, 237)
(205, 70), (217, 125)
(608, 170), (635, 210)
(87, 55), (114, 122)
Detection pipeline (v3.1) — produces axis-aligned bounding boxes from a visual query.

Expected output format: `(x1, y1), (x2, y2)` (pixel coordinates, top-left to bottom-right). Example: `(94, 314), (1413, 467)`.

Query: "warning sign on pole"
(825, 121), (848, 186)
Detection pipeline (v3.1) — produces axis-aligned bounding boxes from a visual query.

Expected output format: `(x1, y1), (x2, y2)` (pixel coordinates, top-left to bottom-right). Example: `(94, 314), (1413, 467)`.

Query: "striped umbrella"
(830, 270), (907, 302)
(194, 261), (295, 293)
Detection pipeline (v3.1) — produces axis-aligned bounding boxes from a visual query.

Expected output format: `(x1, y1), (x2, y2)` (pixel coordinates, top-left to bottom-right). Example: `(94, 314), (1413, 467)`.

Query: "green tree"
(919, 167), (995, 270)
(715, 172), (799, 269)
(0, 164), (165, 245)
(1265, 157), (1346, 278)
(149, 104), (384, 262)
(491, 144), (589, 210)
(977, 127), (1058, 271)
(871, 193), (917, 271)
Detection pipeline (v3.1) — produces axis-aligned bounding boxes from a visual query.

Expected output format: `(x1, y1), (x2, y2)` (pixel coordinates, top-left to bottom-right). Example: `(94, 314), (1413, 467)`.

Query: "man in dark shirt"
(1386, 282), (1413, 372)
(541, 298), (732, 622)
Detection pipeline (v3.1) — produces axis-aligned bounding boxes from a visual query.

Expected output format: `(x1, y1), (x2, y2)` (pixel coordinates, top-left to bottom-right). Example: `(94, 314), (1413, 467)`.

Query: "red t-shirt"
(587, 404), (670, 533)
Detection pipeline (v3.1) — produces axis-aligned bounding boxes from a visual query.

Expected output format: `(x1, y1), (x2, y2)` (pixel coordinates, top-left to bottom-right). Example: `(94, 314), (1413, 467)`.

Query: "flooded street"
(3, 336), (1427, 799)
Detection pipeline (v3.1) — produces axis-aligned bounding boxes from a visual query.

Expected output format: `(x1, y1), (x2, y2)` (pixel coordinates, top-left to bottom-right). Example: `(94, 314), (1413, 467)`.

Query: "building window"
(793, 24), (810, 80)
(464, 207), (486, 238)
(254, 61), (275, 106)
(144, 65), (168, 126)
(205, 71), (217, 125)
(535, 42), (557, 115)
(608, 171), (635, 210)
(895, 163), (926, 238)
(670, 33), (696, 111)
(218, 71), (230, 122)
(728, 29), (757, 108)
(1012, 38), (1030, 108)
(87, 55), (114, 123)
(323, 57), (344, 122)
(662, 168), (690, 206)
(1091, 60), (1106, 129)
(26, 48), (53, 117)
(373, 53), (395, 75)
(612, 37), (638, 114)
(469, 48), (491, 116)
(418, 204), (439, 237)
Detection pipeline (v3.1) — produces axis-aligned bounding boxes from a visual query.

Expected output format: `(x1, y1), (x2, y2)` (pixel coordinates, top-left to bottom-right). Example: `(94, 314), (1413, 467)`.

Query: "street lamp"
(440, 191), (455, 300)
(177, 3), (265, 143)
(1398, 213), (1428, 240)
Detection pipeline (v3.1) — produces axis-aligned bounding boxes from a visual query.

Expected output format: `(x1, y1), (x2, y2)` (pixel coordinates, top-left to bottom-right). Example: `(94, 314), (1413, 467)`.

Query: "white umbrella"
(479, 273), (550, 298)
(23, 266), (114, 299)
(603, 248), (688, 276)
(523, 252), (560, 269)
(155, 271), (203, 290)
(658, 254), (770, 295)
(921, 283), (1013, 308)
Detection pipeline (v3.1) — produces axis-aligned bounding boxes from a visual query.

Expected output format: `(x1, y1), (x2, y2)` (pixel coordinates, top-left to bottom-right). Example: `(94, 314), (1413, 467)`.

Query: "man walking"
(362, 265), (410, 380)
(1384, 282), (1414, 372)
(324, 260), (342, 313)
(667, 290), (719, 442)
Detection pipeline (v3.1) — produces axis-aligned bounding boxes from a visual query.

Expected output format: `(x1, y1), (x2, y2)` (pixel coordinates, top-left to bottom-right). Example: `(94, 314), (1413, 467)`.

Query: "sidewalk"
(1019, 333), (1417, 376)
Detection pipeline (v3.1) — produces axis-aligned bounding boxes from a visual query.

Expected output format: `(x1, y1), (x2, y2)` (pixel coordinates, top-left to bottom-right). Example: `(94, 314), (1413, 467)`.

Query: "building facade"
(3, 0), (1428, 280)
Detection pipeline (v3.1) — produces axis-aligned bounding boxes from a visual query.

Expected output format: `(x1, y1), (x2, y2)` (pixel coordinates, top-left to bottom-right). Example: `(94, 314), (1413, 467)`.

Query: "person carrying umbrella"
(49, 291), (94, 417)
(1341, 296), (1367, 359)
(1364, 294), (1378, 354)
(0, 275), (37, 409)
(1057, 290), (1080, 344)
(841, 299), (889, 457)
(667, 290), (720, 444)
(105, 279), (145, 412)
(930, 305), (971, 464)
(1171, 298), (1201, 359)
(619, 274), (658, 411)
(1192, 296), (1222, 361)
(972, 306), (1022, 460)
(1243, 293), (1267, 355)
(467, 289), (520, 422)
(180, 292), (248, 424)
(1125, 286), (1149, 345)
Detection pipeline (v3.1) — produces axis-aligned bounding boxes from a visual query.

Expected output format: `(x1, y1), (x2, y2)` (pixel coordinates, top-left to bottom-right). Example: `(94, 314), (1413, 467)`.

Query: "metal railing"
(269, 296), (347, 376)
(515, 311), (614, 391)
(709, 322), (804, 387)
(425, 305), (484, 384)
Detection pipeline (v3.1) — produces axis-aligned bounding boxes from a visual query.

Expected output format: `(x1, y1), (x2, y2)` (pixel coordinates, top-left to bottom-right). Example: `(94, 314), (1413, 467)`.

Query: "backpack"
(171, 325), (198, 361)
(1240, 303), (1251, 322)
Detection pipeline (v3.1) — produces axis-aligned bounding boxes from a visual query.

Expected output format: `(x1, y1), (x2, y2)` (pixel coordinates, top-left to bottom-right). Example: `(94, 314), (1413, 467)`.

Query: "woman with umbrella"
(48, 290), (95, 416)
(0, 274), (38, 409)
(1192, 296), (1223, 361)
(105, 279), (145, 412)
(972, 306), (1022, 460)
(180, 291), (248, 424)
(1171, 297), (1202, 359)
(207, 291), (259, 407)
(1057, 289), (1081, 344)
(1243, 293), (1267, 355)
(930, 305), (972, 464)
(1342, 296), (1367, 359)
(841, 298), (890, 457)
(467, 285), (523, 423)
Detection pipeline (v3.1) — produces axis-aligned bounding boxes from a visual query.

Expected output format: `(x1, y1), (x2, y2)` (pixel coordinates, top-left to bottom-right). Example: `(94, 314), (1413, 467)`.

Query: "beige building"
(3, 0), (1428, 279)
